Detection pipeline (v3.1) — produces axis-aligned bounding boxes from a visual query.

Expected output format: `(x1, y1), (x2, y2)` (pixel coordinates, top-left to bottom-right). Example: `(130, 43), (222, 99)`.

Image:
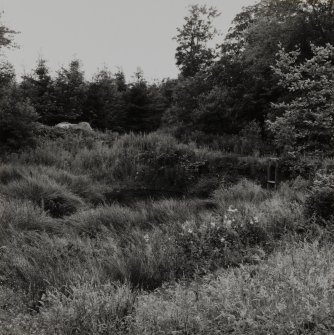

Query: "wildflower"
(143, 234), (150, 243)
(225, 220), (232, 229)
(182, 220), (194, 231)
(188, 228), (193, 234)
(220, 237), (226, 243)
(228, 205), (238, 213)
(254, 216), (259, 223)
(210, 221), (216, 228)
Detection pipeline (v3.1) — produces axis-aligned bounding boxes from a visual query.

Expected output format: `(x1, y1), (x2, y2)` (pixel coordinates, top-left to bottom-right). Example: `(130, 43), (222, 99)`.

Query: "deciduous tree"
(174, 5), (220, 77)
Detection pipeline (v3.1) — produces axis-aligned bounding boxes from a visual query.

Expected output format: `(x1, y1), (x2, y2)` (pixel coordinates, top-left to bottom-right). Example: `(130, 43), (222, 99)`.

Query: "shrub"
(0, 98), (38, 151)
(305, 188), (334, 223)
(279, 154), (321, 180)
(253, 194), (304, 239)
(305, 170), (334, 224)
(277, 177), (310, 203)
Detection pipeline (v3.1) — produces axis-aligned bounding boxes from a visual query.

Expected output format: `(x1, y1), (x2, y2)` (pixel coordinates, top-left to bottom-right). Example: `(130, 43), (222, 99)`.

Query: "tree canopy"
(174, 5), (220, 77)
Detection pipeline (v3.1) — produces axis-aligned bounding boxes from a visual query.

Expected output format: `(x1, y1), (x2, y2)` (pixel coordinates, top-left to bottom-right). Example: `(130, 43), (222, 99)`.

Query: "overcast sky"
(0, 0), (257, 81)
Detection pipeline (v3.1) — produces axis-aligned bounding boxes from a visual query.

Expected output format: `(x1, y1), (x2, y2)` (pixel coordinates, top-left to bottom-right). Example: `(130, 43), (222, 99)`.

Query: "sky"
(0, 0), (257, 81)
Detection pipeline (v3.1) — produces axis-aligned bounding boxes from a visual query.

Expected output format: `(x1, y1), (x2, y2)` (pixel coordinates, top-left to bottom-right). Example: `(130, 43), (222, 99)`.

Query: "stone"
(55, 122), (93, 131)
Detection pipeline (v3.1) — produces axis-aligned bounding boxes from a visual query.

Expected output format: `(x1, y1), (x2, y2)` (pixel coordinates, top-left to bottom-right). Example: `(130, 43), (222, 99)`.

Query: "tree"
(123, 70), (168, 133)
(223, 0), (334, 63)
(182, 0), (334, 134)
(0, 13), (37, 151)
(0, 12), (16, 50)
(20, 59), (58, 125)
(0, 89), (38, 150)
(174, 5), (220, 77)
(114, 69), (127, 92)
(53, 59), (87, 123)
(84, 68), (126, 131)
(0, 61), (15, 100)
(267, 43), (334, 156)
(0, 14), (16, 98)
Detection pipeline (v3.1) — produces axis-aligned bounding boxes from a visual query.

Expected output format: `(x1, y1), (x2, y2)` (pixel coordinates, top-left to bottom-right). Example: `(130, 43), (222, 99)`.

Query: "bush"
(305, 170), (334, 224)
(0, 98), (38, 151)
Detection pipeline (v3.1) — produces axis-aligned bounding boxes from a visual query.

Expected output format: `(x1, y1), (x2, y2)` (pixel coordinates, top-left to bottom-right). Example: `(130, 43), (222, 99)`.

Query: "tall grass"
(0, 129), (329, 335)
(4, 131), (270, 192)
(3, 242), (333, 335)
(133, 242), (334, 335)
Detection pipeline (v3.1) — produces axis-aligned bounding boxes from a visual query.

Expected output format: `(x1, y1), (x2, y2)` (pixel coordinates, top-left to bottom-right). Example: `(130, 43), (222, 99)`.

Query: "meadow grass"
(2, 242), (333, 335)
(0, 130), (332, 334)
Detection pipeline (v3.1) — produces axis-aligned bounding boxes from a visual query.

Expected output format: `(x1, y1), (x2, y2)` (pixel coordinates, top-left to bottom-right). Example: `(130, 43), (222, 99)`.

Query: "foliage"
(174, 5), (220, 77)
(0, 93), (38, 150)
(305, 169), (334, 224)
(84, 68), (126, 131)
(0, 13), (16, 50)
(123, 72), (168, 133)
(268, 43), (334, 156)
(2, 4), (334, 334)
(169, 0), (334, 136)
(53, 59), (87, 123)
(20, 59), (58, 125)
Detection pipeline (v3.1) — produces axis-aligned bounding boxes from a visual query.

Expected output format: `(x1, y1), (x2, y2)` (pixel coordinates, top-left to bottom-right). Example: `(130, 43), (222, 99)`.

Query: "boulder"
(73, 122), (93, 131)
(55, 122), (93, 131)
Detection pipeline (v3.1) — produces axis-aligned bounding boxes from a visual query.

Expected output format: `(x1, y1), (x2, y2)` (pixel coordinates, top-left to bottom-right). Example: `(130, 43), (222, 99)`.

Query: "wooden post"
(267, 158), (279, 190)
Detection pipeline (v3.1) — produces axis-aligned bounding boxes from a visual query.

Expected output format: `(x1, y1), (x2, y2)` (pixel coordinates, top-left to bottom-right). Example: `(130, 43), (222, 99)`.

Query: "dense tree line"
(19, 60), (171, 132)
(1, 0), (334, 159)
